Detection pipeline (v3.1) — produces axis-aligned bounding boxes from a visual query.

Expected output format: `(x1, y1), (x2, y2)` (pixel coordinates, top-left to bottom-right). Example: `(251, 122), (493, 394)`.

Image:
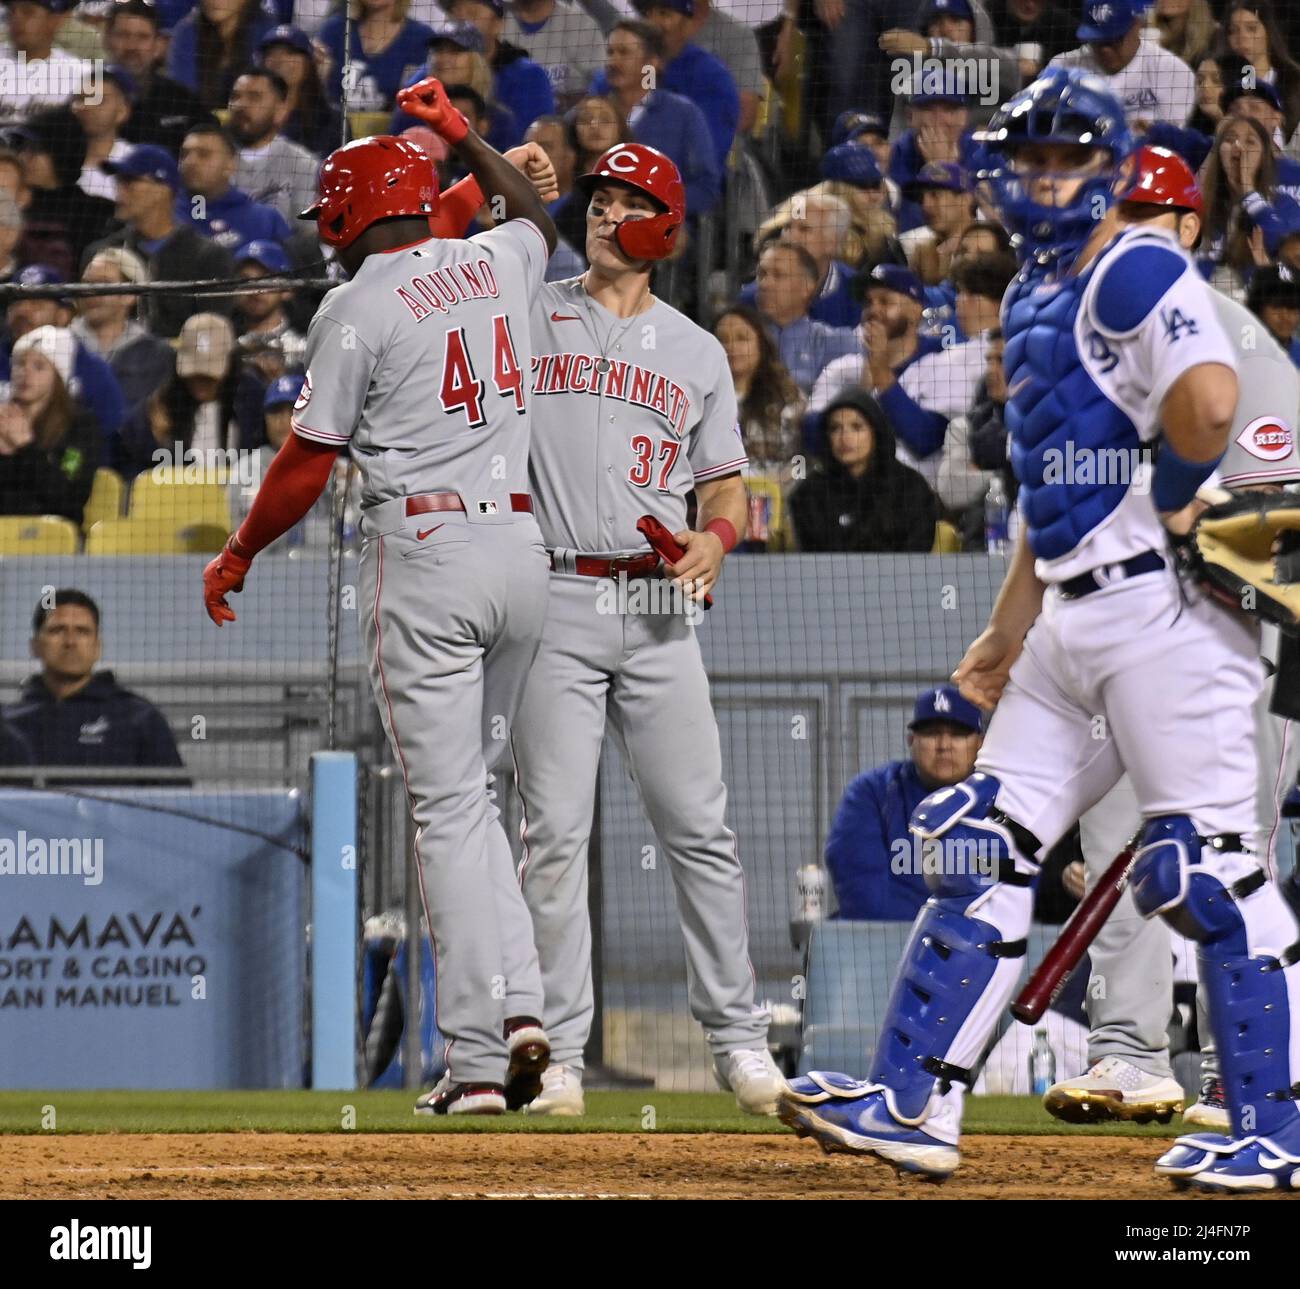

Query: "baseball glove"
(1181, 491), (1300, 634)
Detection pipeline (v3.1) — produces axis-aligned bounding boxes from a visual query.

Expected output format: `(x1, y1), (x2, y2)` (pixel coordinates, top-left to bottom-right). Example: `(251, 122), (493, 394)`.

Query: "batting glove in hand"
(203, 538), (253, 626)
(396, 77), (469, 145)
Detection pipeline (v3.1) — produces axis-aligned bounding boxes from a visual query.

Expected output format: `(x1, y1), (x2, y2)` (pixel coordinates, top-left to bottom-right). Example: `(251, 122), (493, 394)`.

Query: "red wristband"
(705, 517), (738, 553)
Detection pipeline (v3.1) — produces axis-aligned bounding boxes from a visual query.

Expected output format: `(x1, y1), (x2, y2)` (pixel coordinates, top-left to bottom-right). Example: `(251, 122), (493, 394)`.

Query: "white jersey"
(1049, 33), (1196, 126)
(292, 219), (550, 508)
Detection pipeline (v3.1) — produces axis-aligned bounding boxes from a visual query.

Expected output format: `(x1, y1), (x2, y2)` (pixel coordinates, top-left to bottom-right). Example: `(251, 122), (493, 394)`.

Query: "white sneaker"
(1182, 1076), (1231, 1132)
(716, 1048), (786, 1116)
(522, 1062), (585, 1116)
(1043, 1057), (1185, 1125)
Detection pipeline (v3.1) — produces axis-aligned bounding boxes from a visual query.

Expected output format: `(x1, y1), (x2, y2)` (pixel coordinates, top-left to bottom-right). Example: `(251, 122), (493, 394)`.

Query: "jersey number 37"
(439, 315), (526, 428)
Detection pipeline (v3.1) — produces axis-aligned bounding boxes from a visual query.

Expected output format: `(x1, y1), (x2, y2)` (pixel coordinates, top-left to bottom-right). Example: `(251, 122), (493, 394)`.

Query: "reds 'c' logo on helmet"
(573, 143), (686, 262)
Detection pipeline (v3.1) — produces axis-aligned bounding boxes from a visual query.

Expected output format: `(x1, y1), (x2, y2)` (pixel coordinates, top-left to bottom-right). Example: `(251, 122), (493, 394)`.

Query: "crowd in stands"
(0, 0), (1295, 556)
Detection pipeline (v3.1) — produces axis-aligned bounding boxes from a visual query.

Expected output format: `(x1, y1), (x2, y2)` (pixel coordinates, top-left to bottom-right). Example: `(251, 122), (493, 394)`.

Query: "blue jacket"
(624, 89), (721, 215)
(825, 758), (933, 921)
(5, 671), (184, 772)
(766, 315), (859, 394)
(0, 337), (124, 463)
(887, 130), (980, 190)
(166, 8), (279, 102)
(176, 186), (291, 255)
(320, 15), (434, 108)
(739, 259), (859, 329)
(156, 0), (288, 33)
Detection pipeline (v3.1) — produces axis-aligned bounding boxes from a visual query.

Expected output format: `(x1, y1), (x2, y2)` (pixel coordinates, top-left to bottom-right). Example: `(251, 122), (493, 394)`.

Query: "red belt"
(554, 551), (662, 578)
(405, 492), (533, 516)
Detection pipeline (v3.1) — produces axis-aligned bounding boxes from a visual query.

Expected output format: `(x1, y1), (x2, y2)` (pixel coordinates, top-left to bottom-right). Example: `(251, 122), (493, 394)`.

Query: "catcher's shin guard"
(866, 774), (1040, 1123)
(1132, 815), (1300, 1141)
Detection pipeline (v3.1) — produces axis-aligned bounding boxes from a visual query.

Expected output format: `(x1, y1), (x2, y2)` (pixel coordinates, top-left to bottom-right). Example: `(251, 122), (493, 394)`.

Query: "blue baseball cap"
(440, 0), (504, 13)
(428, 19), (486, 53)
(1077, 0), (1141, 43)
(910, 160), (966, 193)
(1265, 200), (1300, 256)
(832, 110), (888, 146)
(921, 0), (974, 23)
(102, 143), (181, 191)
(11, 263), (68, 306)
(909, 684), (983, 733)
(235, 239), (291, 273)
(265, 373), (305, 409)
(259, 24), (312, 57)
(821, 142), (883, 188)
(1225, 78), (1284, 115)
(864, 262), (925, 304)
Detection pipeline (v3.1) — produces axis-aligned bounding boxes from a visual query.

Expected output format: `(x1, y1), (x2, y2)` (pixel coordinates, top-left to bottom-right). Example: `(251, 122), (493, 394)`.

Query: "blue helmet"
(975, 67), (1130, 265)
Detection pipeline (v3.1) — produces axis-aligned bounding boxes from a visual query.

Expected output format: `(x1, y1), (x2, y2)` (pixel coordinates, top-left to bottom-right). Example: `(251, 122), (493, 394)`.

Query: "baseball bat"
(1010, 836), (1141, 1025)
(636, 514), (713, 609)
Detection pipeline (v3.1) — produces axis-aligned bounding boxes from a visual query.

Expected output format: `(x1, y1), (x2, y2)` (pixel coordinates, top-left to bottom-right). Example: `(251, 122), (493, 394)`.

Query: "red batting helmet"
(299, 136), (439, 250)
(574, 143), (685, 261)
(1113, 144), (1203, 220)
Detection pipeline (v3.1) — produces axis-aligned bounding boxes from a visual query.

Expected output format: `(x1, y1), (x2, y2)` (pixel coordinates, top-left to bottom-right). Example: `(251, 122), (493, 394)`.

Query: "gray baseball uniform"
(294, 218), (554, 1085)
(1077, 291), (1300, 1078)
(509, 275), (768, 1072)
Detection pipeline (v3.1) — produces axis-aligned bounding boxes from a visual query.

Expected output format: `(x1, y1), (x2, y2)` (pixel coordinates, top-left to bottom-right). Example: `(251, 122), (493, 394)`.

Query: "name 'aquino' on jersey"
(530, 351), (691, 438)
(393, 257), (503, 321)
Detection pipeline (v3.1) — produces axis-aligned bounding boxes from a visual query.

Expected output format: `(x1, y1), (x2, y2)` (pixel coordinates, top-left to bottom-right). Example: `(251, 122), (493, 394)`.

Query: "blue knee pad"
(865, 774), (1041, 1122)
(1132, 814), (1300, 1137)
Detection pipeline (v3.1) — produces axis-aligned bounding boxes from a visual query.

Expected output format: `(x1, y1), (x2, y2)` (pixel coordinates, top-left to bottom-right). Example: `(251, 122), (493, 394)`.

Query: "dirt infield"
(0, 1132), (1284, 1199)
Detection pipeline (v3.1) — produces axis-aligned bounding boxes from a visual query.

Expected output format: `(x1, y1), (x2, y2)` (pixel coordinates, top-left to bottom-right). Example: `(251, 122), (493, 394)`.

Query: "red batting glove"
(396, 77), (469, 146)
(203, 537), (253, 626)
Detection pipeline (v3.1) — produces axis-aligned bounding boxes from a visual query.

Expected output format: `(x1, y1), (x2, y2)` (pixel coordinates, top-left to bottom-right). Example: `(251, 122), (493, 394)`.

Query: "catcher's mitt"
(1181, 491), (1300, 634)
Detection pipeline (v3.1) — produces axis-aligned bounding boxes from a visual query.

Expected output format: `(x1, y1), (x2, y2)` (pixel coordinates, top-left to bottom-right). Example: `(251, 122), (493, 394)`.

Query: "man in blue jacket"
(4, 590), (186, 779)
(825, 684), (983, 920)
(177, 122), (292, 255)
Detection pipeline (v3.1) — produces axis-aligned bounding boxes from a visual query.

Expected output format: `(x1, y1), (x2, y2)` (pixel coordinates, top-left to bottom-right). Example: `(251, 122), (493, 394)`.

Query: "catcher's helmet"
(1113, 144), (1203, 220)
(299, 136), (439, 250)
(574, 143), (685, 261)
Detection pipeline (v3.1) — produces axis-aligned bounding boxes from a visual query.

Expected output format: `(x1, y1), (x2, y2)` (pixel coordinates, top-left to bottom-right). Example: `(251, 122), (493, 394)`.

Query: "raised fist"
(396, 77), (469, 146)
(505, 142), (559, 203)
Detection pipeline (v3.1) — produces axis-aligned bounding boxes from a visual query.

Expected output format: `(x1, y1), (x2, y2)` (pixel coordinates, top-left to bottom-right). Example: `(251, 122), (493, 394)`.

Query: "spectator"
(87, 143), (234, 338)
(1218, 0), (1300, 137)
(0, 0), (93, 125)
(1246, 265), (1300, 366)
(390, 24), (509, 147)
(817, 145), (901, 270)
(825, 684), (984, 920)
(566, 91), (630, 174)
(0, 326), (98, 524)
(986, 0), (1077, 65)
(1, 263), (126, 456)
(1186, 53), (1243, 138)
(503, 0), (607, 109)
(1154, 0), (1216, 69)
(901, 160), (977, 284)
(151, 312), (264, 453)
(6, 107), (116, 272)
(1224, 80), (1300, 204)
(835, 110), (914, 226)
(923, 218), (1014, 318)
(0, 195), (24, 283)
(967, 327), (1014, 500)
(887, 84), (977, 197)
(71, 248), (174, 478)
(0, 713), (31, 769)
(178, 122), (293, 254)
(167, 0), (278, 111)
(788, 388), (938, 552)
(231, 239), (306, 379)
(599, 21), (720, 214)
(714, 302), (802, 549)
(623, 0), (739, 170)
(72, 66), (135, 202)
(106, 0), (209, 155)
(523, 115), (586, 276)
(1271, 202), (1300, 272)
(443, 0), (556, 150)
(317, 0), (435, 110)
(228, 69), (323, 227)
(4, 590), (185, 775)
(684, 0), (766, 135)
(938, 325), (1003, 541)
(752, 240), (857, 394)
(256, 25), (341, 156)
(806, 263), (939, 436)
(1049, 0), (1195, 127)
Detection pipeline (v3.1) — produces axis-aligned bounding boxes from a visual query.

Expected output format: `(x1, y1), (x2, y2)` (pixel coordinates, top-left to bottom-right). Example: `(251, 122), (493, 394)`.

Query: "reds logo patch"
(1236, 415), (1294, 462)
(295, 373), (312, 414)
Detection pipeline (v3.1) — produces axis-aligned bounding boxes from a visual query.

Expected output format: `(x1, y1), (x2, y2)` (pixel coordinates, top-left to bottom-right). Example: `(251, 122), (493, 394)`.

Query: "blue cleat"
(777, 1071), (960, 1180)
(1155, 1131), (1300, 1193)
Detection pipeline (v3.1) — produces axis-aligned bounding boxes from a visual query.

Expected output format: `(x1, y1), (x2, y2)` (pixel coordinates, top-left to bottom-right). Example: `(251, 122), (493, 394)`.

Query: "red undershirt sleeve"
(232, 432), (340, 557)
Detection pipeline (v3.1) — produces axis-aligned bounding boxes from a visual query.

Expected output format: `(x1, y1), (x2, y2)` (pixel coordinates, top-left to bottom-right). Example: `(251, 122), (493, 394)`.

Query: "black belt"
(1056, 550), (1165, 600)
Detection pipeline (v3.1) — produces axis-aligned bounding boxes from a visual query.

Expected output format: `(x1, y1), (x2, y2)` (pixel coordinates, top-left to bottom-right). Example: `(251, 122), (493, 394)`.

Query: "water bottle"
(1028, 1028), (1056, 1096)
(984, 473), (1009, 554)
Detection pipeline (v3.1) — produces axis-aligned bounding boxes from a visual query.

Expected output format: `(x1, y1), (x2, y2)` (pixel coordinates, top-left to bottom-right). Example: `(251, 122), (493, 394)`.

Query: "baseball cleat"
(413, 1075), (507, 1116)
(522, 1062), (585, 1116)
(777, 1072), (959, 1179)
(1181, 1075), (1231, 1132)
(503, 1016), (550, 1111)
(1155, 1132), (1300, 1193)
(715, 1047), (786, 1117)
(1042, 1057), (1184, 1125)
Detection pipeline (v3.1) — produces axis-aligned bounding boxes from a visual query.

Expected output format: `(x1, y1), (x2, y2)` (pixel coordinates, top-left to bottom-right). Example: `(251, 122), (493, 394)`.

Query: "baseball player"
(1043, 146), (1300, 1133)
(202, 78), (563, 1115)
(503, 143), (782, 1116)
(778, 69), (1300, 1192)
